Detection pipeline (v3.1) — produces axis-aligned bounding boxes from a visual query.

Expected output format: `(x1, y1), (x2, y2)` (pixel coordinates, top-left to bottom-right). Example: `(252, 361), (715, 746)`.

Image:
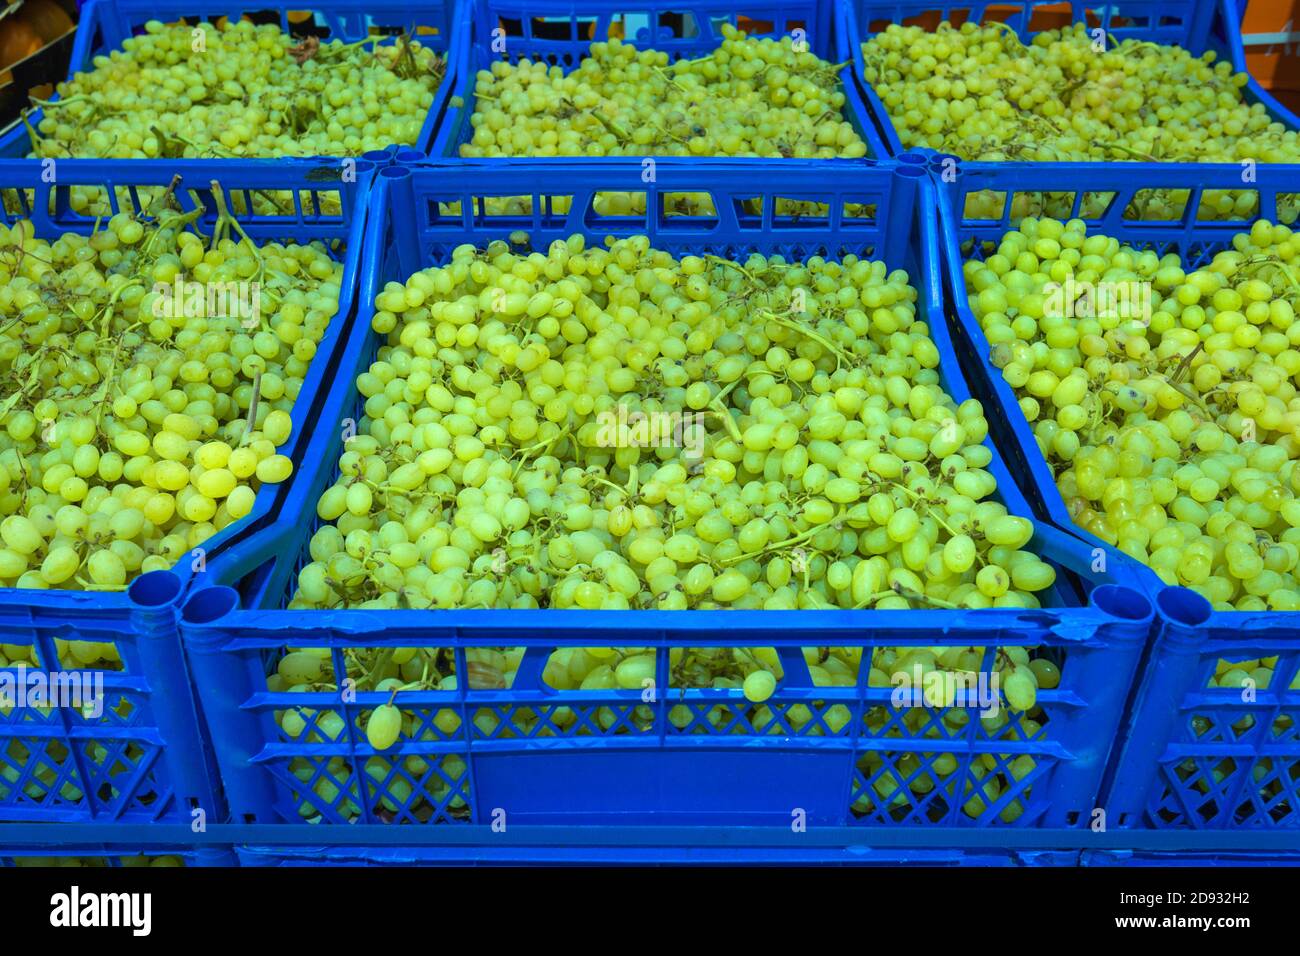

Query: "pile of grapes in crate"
(965, 214), (1300, 628)
(859, 20), (1300, 221)
(26, 19), (444, 160)
(457, 21), (871, 217)
(0, 181), (345, 677)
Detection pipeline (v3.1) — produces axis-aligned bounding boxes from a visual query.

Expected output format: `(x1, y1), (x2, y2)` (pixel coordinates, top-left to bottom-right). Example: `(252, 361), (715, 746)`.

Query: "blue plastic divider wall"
(935, 160), (1300, 829)
(834, 0), (1300, 157)
(0, 0), (460, 161)
(0, 158), (373, 824)
(430, 0), (888, 159)
(173, 159), (1157, 843)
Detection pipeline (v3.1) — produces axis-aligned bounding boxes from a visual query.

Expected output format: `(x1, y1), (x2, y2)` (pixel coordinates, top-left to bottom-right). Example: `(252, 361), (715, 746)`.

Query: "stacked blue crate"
(834, 0), (1300, 157)
(431, 0), (886, 159)
(161, 159), (1160, 866)
(0, 0), (460, 160)
(0, 159), (372, 825)
(935, 161), (1300, 830)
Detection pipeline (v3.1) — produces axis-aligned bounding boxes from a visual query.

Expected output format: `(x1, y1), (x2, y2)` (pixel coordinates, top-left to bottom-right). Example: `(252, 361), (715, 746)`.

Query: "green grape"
(365, 703), (402, 751)
(743, 669), (777, 703)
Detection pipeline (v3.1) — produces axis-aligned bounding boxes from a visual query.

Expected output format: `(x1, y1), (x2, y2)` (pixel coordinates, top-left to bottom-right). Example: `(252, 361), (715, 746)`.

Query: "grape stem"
(207, 180), (266, 286)
(241, 369), (263, 445)
(759, 309), (854, 370)
(721, 511), (845, 565)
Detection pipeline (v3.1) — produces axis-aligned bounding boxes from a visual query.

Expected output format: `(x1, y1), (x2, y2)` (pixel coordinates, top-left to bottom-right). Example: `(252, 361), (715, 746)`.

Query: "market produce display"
(27, 19), (443, 159)
(268, 234), (1064, 822)
(966, 215), (1300, 623)
(0, 184), (343, 611)
(862, 21), (1300, 221)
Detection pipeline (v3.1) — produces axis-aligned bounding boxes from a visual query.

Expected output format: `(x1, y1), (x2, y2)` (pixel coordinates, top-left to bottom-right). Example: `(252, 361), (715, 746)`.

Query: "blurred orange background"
(1244, 0), (1300, 112)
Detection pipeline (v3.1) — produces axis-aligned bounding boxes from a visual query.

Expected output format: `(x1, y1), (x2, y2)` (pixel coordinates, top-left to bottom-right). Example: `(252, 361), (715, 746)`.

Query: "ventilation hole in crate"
(842, 199), (878, 224)
(43, 638), (123, 674)
(659, 192), (719, 225)
(57, 184), (114, 219)
(1270, 709), (1300, 740)
(270, 649), (336, 692)
(586, 191), (646, 223)
(1279, 194), (1300, 226)
(733, 14), (774, 37)
(468, 193), (534, 223)
(1026, 3), (1074, 31)
(0, 642), (35, 669)
(962, 189), (1006, 221)
(1076, 190), (1117, 219)
(1206, 655), (1274, 699)
(277, 702), (347, 745)
(1240, 758), (1298, 824)
(283, 756), (361, 821)
(772, 196), (832, 223)
(647, 11), (700, 42)
(527, 16), (570, 42)
(429, 196), (462, 221)
(531, 701), (651, 737)
(1198, 188), (1260, 222)
(733, 195), (764, 225)
(543, 647), (630, 692)
(0, 187), (33, 222)
(849, 750), (1028, 824)
(661, 647), (776, 689)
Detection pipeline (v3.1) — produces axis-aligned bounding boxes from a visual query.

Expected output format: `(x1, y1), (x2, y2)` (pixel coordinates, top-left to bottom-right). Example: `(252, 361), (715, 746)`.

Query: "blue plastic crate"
(0, 0), (459, 161)
(172, 158), (1158, 834)
(234, 842), (1079, 865)
(935, 161), (1300, 829)
(0, 158), (374, 823)
(0, 843), (229, 866)
(430, 0), (887, 160)
(834, 0), (1300, 158)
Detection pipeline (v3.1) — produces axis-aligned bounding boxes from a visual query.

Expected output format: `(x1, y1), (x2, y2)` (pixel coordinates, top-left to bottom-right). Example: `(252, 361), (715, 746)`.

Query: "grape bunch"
(461, 24), (868, 218)
(0, 183), (343, 615)
(966, 215), (1300, 614)
(29, 19), (442, 160)
(298, 233), (1055, 613)
(268, 234), (1065, 822)
(465, 26), (864, 160)
(863, 21), (1300, 222)
(18, 18), (442, 219)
